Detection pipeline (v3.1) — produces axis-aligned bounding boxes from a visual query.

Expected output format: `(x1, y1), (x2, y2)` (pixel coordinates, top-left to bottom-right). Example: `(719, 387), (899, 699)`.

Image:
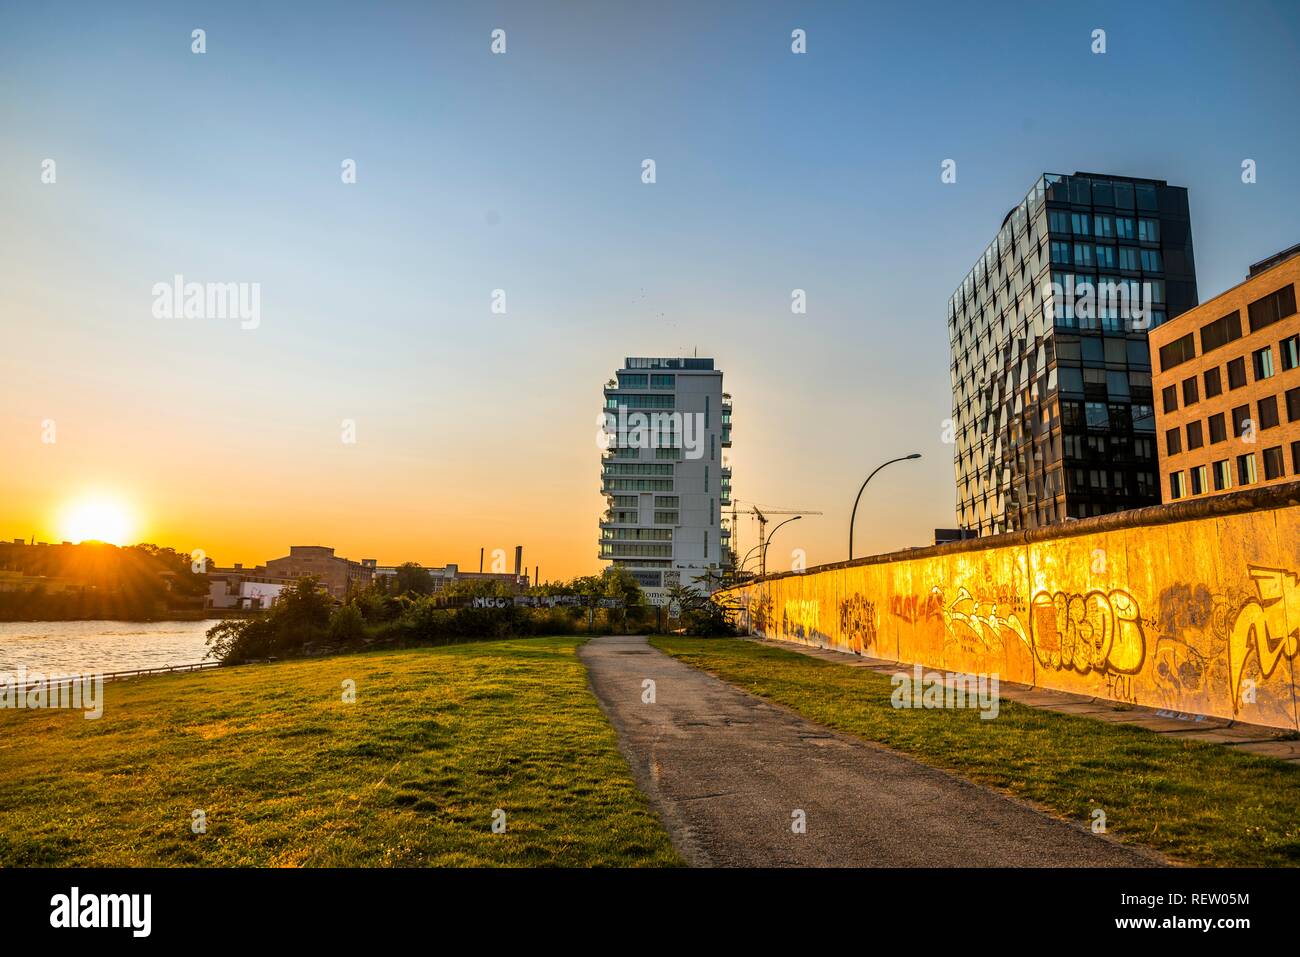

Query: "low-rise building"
(205, 563), (293, 609)
(1150, 244), (1300, 501)
(263, 546), (375, 600)
(370, 562), (529, 593)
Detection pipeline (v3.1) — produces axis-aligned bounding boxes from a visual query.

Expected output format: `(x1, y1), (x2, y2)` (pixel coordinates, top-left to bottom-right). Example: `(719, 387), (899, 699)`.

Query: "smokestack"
(534, 565), (538, 587)
(479, 547), (484, 573)
(514, 545), (522, 578)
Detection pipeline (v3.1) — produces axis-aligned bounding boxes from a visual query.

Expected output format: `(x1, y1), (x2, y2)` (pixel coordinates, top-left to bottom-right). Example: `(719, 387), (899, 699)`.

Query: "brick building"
(1150, 244), (1300, 501)
(263, 545), (375, 600)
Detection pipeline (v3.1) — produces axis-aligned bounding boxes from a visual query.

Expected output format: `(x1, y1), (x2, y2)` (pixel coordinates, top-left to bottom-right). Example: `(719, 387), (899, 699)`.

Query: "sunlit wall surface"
(723, 486), (1300, 730)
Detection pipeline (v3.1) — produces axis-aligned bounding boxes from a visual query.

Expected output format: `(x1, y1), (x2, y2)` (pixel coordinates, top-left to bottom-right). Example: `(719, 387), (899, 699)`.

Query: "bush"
(328, 603), (366, 645)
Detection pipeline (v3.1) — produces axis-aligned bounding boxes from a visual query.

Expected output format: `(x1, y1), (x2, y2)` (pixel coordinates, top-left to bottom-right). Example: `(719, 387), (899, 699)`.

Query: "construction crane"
(728, 500), (823, 578)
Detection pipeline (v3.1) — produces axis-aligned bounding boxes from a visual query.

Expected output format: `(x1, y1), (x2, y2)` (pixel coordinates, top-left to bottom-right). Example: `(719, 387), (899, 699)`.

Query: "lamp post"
(739, 543), (763, 576)
(849, 454), (921, 560)
(760, 516), (802, 578)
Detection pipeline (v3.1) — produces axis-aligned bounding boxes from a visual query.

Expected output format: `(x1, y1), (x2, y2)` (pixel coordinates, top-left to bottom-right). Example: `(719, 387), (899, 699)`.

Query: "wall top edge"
(723, 480), (1300, 592)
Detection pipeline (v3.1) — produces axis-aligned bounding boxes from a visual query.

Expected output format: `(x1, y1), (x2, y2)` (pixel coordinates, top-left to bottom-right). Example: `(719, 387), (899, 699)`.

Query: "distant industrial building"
(263, 546), (375, 600)
(1150, 244), (1300, 500)
(369, 555), (530, 593)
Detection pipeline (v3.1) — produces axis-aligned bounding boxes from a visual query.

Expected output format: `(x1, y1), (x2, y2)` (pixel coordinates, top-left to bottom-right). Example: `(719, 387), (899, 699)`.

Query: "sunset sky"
(3, 1), (1299, 579)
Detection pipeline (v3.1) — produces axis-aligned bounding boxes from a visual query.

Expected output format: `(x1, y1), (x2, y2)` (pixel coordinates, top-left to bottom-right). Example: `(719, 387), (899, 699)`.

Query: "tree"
(667, 584), (738, 636)
(328, 602), (367, 645)
(393, 562), (434, 596)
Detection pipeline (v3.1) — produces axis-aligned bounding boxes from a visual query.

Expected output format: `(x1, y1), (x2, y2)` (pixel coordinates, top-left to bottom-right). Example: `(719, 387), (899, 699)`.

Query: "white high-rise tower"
(599, 357), (732, 599)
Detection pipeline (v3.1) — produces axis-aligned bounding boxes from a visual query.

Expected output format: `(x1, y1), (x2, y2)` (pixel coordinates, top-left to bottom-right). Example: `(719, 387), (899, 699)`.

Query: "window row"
(1159, 283), (1296, 372)
(1047, 211), (1161, 243)
(1050, 242), (1163, 272)
(1165, 386), (1300, 456)
(1161, 334), (1300, 412)
(1168, 444), (1299, 499)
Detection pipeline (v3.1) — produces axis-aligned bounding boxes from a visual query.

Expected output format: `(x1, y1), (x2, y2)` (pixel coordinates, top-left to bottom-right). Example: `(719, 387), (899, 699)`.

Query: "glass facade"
(948, 172), (1198, 535)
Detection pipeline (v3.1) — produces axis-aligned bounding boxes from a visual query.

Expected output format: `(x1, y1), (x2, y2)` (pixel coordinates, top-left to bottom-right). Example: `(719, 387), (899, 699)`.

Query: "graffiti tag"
(1029, 589), (1145, 675)
(1228, 566), (1300, 710)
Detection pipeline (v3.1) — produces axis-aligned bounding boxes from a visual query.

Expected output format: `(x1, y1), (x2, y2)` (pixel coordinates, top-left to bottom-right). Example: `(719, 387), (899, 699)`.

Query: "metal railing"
(2, 661), (220, 692)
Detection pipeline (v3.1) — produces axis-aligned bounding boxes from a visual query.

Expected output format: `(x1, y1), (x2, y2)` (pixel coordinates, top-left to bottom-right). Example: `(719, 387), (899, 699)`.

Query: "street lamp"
(761, 515), (802, 578)
(849, 454), (921, 561)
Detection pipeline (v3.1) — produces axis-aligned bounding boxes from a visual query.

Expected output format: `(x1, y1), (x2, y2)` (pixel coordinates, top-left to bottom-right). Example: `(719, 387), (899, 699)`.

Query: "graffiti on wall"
(782, 599), (822, 642)
(889, 591), (942, 625)
(937, 586), (1030, 656)
(838, 594), (879, 652)
(1229, 566), (1300, 709)
(722, 503), (1300, 730)
(1028, 589), (1146, 675)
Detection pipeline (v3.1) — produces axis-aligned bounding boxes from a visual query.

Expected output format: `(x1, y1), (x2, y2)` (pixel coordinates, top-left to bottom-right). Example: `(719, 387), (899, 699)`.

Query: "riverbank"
(0, 608), (254, 623)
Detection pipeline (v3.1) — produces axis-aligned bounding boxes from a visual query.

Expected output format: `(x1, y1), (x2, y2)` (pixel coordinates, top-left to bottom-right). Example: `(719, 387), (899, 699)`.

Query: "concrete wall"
(720, 482), (1300, 730)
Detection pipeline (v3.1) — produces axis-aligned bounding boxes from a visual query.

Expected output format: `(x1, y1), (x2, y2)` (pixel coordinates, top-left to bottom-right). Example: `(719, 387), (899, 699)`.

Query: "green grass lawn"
(652, 636), (1300, 867)
(0, 637), (680, 867)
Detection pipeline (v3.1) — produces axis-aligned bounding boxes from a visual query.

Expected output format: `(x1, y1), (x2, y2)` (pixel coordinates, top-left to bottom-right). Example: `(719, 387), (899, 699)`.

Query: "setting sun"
(59, 497), (136, 545)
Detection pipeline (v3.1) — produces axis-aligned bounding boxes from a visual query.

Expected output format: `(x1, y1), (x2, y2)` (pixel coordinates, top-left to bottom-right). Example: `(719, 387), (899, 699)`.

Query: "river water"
(0, 620), (219, 675)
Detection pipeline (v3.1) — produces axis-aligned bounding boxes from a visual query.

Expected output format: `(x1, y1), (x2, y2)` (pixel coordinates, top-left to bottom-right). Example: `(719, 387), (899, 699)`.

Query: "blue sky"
(2, 0), (1298, 575)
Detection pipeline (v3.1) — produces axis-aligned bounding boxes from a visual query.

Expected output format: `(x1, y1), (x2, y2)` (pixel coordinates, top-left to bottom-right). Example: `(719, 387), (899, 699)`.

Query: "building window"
(1258, 395), (1280, 429)
(1085, 402), (1110, 429)
(1138, 219), (1160, 243)
(1247, 283), (1297, 333)
(1227, 357), (1247, 390)
(1238, 453), (1258, 486)
(1281, 335), (1300, 372)
(1169, 471), (1185, 500)
(1165, 428), (1182, 456)
(1159, 333), (1196, 372)
(1213, 459), (1232, 491)
(1161, 384), (1178, 413)
(1190, 465), (1207, 495)
(1208, 412), (1227, 443)
(1140, 248), (1163, 271)
(1293, 441), (1300, 475)
(1116, 216), (1136, 240)
(1288, 386), (1300, 422)
(1204, 366), (1222, 398)
(1181, 376), (1199, 406)
(1231, 405), (1252, 438)
(1200, 311), (1243, 354)
(1119, 246), (1139, 270)
(1186, 420), (1204, 450)
(1263, 446), (1285, 481)
(1253, 346), (1275, 381)
(1071, 212), (1091, 235)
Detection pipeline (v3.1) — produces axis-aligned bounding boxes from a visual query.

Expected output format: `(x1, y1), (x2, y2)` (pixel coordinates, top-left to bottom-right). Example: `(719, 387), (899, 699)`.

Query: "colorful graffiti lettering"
(782, 599), (822, 642)
(838, 594), (879, 652)
(1029, 589), (1145, 675)
(1228, 566), (1300, 710)
(889, 591), (942, 624)
(938, 586), (1030, 655)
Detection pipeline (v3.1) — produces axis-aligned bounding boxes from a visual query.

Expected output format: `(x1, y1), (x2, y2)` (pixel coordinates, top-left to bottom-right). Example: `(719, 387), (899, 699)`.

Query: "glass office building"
(948, 173), (1198, 535)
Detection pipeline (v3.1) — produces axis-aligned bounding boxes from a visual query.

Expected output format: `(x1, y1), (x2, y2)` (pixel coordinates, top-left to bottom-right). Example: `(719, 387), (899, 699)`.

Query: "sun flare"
(59, 497), (136, 546)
